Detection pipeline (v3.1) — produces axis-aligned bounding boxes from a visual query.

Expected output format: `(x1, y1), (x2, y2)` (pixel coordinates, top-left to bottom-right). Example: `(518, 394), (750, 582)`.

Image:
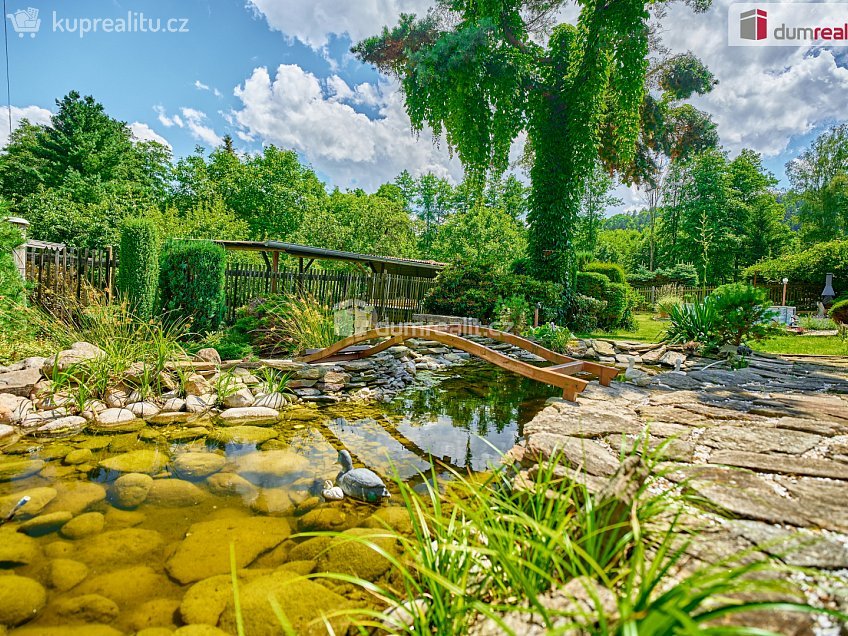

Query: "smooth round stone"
(253, 392), (289, 409)
(47, 558), (89, 591)
(0, 486), (57, 519)
(63, 448), (94, 465)
(0, 457), (44, 481)
(19, 511), (74, 536)
(217, 407), (280, 426)
(99, 449), (168, 475)
(43, 481), (106, 515)
(205, 472), (258, 499)
(95, 407), (139, 426)
(172, 453), (227, 480)
(206, 426), (279, 446)
(146, 479), (208, 507)
(0, 528), (39, 565)
(127, 401), (161, 418)
(35, 415), (87, 437)
(53, 593), (120, 623)
(0, 574), (47, 626)
(60, 512), (105, 539)
(110, 473), (154, 509)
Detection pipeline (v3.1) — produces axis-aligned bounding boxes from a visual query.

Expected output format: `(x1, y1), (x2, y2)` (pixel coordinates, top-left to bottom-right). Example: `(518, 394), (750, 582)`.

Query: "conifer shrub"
(117, 217), (159, 320)
(159, 240), (226, 333)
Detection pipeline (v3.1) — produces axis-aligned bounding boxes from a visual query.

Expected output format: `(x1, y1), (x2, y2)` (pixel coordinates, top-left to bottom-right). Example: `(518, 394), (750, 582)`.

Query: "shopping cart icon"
(6, 7), (40, 38)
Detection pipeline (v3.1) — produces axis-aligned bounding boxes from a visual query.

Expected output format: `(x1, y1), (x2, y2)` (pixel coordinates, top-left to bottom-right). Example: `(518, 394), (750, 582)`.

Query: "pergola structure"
(213, 240), (445, 293)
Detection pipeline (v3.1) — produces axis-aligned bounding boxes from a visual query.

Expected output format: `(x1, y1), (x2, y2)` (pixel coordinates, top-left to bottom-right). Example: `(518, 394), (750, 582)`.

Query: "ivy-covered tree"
(355, 0), (710, 284)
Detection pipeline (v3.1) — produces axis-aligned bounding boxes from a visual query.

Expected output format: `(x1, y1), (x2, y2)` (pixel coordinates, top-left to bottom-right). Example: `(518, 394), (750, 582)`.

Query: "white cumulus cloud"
(129, 122), (171, 149)
(152, 106), (222, 147)
(247, 0), (432, 50)
(0, 105), (53, 148)
(231, 64), (463, 190)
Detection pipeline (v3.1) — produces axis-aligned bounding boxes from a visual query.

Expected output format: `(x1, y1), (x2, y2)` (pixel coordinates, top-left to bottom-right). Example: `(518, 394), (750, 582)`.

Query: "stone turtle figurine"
(336, 450), (390, 503)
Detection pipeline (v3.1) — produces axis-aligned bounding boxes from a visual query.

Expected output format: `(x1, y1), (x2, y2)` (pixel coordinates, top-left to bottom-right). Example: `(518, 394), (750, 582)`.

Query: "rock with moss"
(0, 528), (39, 566)
(76, 565), (175, 607)
(109, 472), (154, 508)
(296, 507), (349, 532)
(218, 569), (350, 636)
(63, 448), (94, 465)
(0, 457), (44, 481)
(179, 570), (271, 626)
(43, 481), (106, 515)
(235, 450), (310, 485)
(172, 453), (227, 480)
(362, 506), (414, 535)
(205, 472), (258, 500)
(74, 528), (164, 566)
(47, 558), (89, 591)
(165, 516), (291, 584)
(124, 597), (182, 632)
(0, 486), (56, 519)
(52, 593), (120, 623)
(99, 450), (168, 475)
(206, 425), (278, 446)
(19, 511), (74, 536)
(146, 479), (209, 507)
(175, 625), (232, 636)
(12, 626), (123, 636)
(316, 527), (398, 581)
(0, 575), (47, 626)
(60, 512), (105, 539)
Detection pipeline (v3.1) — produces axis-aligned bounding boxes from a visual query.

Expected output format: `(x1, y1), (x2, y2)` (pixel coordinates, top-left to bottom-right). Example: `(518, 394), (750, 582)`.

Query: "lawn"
(575, 312), (848, 356)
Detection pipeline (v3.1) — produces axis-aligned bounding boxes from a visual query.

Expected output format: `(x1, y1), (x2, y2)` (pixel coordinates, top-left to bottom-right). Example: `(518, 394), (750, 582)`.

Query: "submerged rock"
(206, 425), (278, 446)
(179, 570), (270, 626)
(77, 565), (174, 607)
(47, 558), (89, 591)
(172, 452), (227, 480)
(74, 528), (164, 566)
(0, 457), (44, 481)
(52, 593), (120, 623)
(0, 574), (47, 626)
(19, 511), (74, 536)
(218, 569), (350, 636)
(0, 528), (39, 565)
(316, 527), (398, 582)
(235, 450), (311, 484)
(109, 472), (154, 509)
(205, 472), (258, 500)
(63, 448), (94, 465)
(165, 516), (291, 584)
(146, 478), (209, 507)
(0, 486), (57, 519)
(99, 449), (168, 475)
(35, 415), (87, 437)
(43, 481), (106, 515)
(60, 511), (105, 539)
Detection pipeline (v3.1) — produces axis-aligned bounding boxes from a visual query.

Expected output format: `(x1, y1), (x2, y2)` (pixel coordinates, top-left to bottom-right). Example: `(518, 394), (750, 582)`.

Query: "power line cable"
(2, 0), (11, 136)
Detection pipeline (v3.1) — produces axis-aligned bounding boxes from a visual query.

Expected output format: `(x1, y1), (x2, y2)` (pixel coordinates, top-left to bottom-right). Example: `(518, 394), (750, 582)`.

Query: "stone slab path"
(510, 353), (848, 635)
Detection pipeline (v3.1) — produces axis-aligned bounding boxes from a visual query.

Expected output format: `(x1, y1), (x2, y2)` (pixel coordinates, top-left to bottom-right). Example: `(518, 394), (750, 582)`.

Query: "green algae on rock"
(98, 449), (168, 474)
(316, 527), (398, 581)
(0, 457), (44, 481)
(0, 574), (47, 626)
(109, 472), (154, 508)
(172, 452), (227, 480)
(59, 511), (105, 539)
(74, 528), (164, 566)
(165, 516), (291, 584)
(0, 528), (39, 566)
(46, 558), (89, 591)
(18, 511), (74, 536)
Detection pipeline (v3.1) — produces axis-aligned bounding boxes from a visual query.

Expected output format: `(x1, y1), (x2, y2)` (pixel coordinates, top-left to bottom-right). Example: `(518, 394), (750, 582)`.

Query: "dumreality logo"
(740, 8), (767, 41)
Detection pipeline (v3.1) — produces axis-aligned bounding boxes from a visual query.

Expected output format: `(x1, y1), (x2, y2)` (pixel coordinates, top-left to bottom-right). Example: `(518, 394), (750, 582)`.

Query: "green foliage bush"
(584, 261), (626, 284)
(117, 217), (159, 320)
(424, 262), (567, 323)
(830, 299), (848, 325)
(710, 283), (778, 346)
(627, 263), (699, 286)
(664, 300), (719, 347)
(159, 240), (226, 334)
(526, 323), (572, 353)
(494, 295), (531, 333)
(745, 239), (848, 285)
(0, 222), (25, 309)
(568, 294), (606, 333)
(601, 282), (633, 330)
(235, 294), (336, 356)
(575, 271), (610, 300)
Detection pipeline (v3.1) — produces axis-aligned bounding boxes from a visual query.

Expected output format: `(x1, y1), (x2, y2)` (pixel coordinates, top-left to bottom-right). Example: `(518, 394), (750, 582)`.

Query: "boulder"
(316, 527), (398, 581)
(218, 569), (350, 636)
(0, 528), (38, 565)
(99, 449), (168, 475)
(95, 407), (141, 427)
(47, 558), (89, 591)
(161, 397), (186, 412)
(172, 453), (227, 480)
(0, 366), (43, 398)
(63, 448), (94, 465)
(640, 345), (667, 365)
(222, 387), (254, 408)
(659, 350), (687, 368)
(110, 472), (154, 508)
(252, 392), (289, 409)
(206, 425), (278, 446)
(35, 415), (87, 437)
(165, 516), (291, 584)
(0, 575), (47, 626)
(218, 406), (280, 426)
(591, 340), (616, 357)
(175, 625), (232, 636)
(186, 394), (215, 414)
(0, 486), (57, 519)
(60, 511), (105, 539)
(179, 571), (270, 626)
(75, 528), (164, 566)
(146, 479), (209, 506)
(205, 472), (259, 499)
(362, 506), (414, 535)
(77, 565), (174, 607)
(194, 348), (222, 364)
(53, 593), (120, 623)
(43, 481), (106, 515)
(127, 401), (161, 418)
(42, 342), (105, 377)
(0, 392), (33, 422)
(297, 507), (349, 532)
(123, 597), (182, 632)
(235, 450), (311, 485)
(0, 457), (44, 481)
(184, 374), (212, 396)
(19, 511), (74, 536)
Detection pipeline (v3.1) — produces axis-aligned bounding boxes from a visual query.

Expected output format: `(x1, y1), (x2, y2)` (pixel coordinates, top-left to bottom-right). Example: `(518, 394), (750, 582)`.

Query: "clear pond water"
(0, 362), (557, 634)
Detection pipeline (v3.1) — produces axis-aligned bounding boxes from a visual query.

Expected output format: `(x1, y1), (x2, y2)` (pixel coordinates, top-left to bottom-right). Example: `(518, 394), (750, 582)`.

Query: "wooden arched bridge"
(301, 324), (619, 401)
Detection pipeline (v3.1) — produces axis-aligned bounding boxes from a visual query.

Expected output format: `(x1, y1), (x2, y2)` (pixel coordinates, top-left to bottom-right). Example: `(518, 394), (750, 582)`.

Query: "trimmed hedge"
(601, 282), (630, 329)
(159, 240), (226, 333)
(830, 299), (848, 325)
(117, 218), (159, 320)
(584, 261), (626, 284)
(575, 271), (610, 300)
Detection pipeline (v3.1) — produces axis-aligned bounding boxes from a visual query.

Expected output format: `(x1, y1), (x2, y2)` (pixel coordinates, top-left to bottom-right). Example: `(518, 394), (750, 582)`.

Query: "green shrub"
(159, 240), (226, 334)
(424, 261), (567, 323)
(655, 294), (684, 316)
(117, 217), (159, 320)
(745, 239), (848, 285)
(710, 282), (778, 346)
(0, 222), (25, 308)
(494, 295), (532, 333)
(584, 261), (626, 284)
(664, 299), (719, 347)
(568, 294), (606, 333)
(191, 329), (255, 361)
(830, 299), (848, 325)
(627, 263), (699, 286)
(575, 271), (610, 300)
(526, 323), (572, 353)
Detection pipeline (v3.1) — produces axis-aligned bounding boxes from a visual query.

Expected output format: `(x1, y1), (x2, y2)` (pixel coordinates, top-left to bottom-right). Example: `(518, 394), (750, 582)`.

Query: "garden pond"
(0, 362), (558, 635)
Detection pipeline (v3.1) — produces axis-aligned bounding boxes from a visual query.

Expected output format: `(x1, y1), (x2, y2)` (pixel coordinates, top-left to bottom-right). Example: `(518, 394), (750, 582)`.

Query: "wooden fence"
(225, 262), (436, 322)
(631, 283), (824, 311)
(24, 242), (116, 306)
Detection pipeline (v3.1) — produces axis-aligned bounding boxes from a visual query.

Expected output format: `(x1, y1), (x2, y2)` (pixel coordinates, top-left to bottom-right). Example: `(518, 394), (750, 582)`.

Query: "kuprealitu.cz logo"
(730, 3), (848, 46)
(5, 6), (189, 39)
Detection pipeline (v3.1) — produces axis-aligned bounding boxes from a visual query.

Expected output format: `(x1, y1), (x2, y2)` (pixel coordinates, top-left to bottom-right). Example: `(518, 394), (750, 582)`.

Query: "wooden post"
(106, 246), (114, 303)
(271, 251), (279, 294)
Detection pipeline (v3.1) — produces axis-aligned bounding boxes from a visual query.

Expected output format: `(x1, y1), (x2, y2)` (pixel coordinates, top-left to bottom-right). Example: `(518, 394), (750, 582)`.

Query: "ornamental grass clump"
(293, 444), (833, 635)
(242, 294), (337, 356)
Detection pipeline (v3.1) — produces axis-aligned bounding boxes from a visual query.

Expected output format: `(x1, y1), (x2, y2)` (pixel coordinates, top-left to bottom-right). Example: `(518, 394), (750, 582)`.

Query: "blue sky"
(3, 0), (848, 208)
